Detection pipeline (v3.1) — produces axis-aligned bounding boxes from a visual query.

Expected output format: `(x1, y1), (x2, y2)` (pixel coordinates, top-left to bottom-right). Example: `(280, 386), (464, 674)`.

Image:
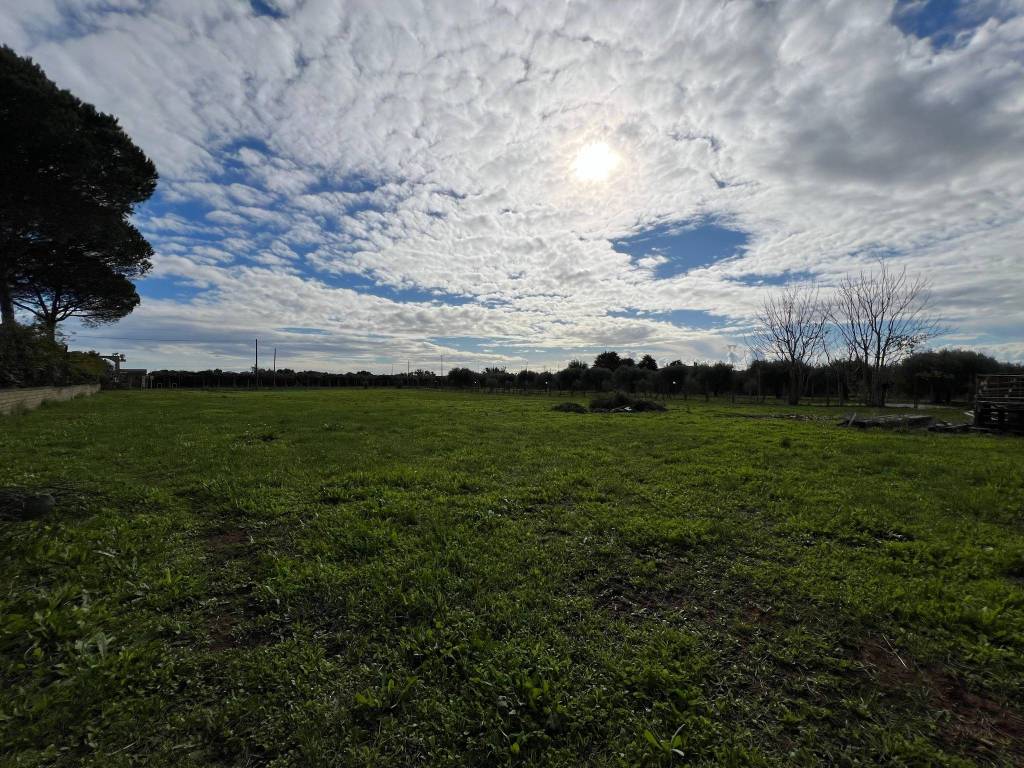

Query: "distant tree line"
(141, 346), (1020, 405)
(146, 368), (435, 389)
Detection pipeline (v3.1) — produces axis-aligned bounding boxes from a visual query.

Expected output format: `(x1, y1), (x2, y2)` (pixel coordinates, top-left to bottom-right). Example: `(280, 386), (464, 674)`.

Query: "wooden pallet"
(975, 375), (1024, 432)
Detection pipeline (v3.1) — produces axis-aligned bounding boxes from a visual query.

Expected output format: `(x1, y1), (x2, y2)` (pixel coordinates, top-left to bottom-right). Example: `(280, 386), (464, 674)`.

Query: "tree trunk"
(862, 362), (876, 406)
(787, 365), (801, 406)
(0, 281), (16, 329)
(866, 366), (886, 407)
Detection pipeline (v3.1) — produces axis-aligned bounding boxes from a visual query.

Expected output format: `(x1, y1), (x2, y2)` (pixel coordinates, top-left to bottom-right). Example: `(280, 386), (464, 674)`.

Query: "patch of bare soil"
(591, 564), (776, 630)
(594, 575), (695, 620)
(201, 527), (274, 651)
(860, 639), (1024, 761)
(205, 528), (249, 551)
(594, 563), (1023, 763)
(207, 609), (241, 652)
(205, 588), (276, 651)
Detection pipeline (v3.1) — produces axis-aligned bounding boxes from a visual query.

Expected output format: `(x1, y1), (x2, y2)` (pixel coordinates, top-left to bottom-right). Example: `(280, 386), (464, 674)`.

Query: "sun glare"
(573, 141), (620, 182)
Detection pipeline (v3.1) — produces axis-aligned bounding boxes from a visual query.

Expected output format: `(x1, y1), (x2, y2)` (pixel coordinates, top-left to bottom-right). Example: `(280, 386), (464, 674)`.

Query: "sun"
(573, 141), (620, 182)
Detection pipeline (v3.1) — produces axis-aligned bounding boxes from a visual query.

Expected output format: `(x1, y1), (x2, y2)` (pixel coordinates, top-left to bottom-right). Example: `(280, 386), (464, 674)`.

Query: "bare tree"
(829, 262), (943, 407)
(749, 283), (829, 405)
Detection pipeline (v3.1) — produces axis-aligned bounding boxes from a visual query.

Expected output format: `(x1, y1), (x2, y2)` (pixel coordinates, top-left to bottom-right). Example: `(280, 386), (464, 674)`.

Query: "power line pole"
(254, 338), (259, 389)
(273, 347), (277, 389)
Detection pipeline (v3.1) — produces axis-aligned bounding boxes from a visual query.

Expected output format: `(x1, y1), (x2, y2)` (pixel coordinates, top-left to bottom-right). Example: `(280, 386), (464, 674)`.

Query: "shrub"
(551, 402), (587, 413)
(0, 325), (67, 387)
(67, 351), (110, 384)
(629, 399), (666, 412)
(589, 392), (666, 412)
(0, 325), (108, 387)
(589, 392), (633, 411)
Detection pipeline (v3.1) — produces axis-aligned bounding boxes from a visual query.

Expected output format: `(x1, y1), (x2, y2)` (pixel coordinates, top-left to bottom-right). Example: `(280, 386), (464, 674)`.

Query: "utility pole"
(273, 347), (277, 389)
(254, 338), (259, 389)
(441, 354), (444, 377)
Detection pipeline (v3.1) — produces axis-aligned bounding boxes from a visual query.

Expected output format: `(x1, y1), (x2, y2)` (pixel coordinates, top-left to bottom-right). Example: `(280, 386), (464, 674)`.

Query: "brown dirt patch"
(202, 527), (268, 650)
(593, 575), (699, 620)
(860, 639), (1024, 761)
(207, 611), (240, 651)
(591, 558), (778, 629)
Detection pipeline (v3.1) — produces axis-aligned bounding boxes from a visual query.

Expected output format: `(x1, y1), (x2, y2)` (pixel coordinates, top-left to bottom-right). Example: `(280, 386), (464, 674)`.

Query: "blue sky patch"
(424, 337), (564, 370)
(249, 1), (287, 19)
(730, 270), (816, 287)
(135, 275), (196, 300)
(612, 220), (749, 278)
(277, 327), (328, 335)
(892, 0), (998, 49)
(334, 276), (475, 305)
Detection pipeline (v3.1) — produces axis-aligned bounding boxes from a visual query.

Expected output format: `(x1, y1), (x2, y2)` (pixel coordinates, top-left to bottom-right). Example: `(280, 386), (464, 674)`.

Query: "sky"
(2, 0), (1023, 373)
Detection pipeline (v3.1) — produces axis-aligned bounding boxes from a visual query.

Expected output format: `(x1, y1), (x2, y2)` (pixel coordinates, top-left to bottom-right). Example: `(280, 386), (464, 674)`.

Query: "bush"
(0, 325), (108, 387)
(589, 392), (633, 410)
(589, 392), (666, 412)
(629, 399), (667, 412)
(1, 325), (65, 387)
(67, 350), (111, 383)
(551, 402), (587, 413)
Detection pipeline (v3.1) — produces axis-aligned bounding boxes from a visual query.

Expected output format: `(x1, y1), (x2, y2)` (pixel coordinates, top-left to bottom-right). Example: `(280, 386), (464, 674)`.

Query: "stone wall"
(0, 384), (101, 416)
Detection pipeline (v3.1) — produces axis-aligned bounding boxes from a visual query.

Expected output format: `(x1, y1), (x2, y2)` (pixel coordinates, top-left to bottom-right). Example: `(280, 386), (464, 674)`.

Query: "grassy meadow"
(1, 389), (1023, 767)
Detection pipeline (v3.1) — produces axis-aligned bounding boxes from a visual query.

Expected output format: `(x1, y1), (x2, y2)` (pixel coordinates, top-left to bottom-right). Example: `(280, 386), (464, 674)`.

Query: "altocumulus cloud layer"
(3, 0), (1023, 371)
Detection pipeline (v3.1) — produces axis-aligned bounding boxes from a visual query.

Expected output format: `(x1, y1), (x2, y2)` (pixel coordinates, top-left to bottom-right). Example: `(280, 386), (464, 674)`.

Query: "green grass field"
(1, 390), (1022, 767)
